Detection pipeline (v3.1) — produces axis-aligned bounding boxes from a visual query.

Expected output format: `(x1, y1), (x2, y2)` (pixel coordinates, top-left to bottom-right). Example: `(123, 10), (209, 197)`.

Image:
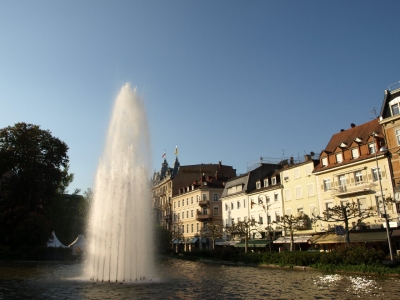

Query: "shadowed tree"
(225, 219), (260, 253)
(0, 122), (71, 247)
(202, 224), (223, 250)
(272, 213), (310, 251)
(312, 202), (373, 246)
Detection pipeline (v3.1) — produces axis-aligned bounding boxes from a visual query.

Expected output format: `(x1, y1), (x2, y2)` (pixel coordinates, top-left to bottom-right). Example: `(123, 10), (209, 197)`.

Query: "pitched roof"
(322, 118), (382, 154)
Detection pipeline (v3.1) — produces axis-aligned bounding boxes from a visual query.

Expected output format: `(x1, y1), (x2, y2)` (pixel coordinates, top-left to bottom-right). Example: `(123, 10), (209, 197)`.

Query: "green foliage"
(154, 225), (172, 253)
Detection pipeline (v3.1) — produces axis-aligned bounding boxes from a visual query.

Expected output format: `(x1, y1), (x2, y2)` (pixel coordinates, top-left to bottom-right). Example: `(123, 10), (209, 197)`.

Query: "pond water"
(1, 258), (400, 299)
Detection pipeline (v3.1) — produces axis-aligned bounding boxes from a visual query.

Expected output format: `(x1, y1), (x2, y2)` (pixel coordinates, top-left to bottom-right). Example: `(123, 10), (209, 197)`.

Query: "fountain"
(85, 83), (154, 282)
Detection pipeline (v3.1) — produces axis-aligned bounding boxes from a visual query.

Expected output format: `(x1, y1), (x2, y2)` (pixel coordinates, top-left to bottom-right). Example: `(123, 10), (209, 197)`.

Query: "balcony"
(196, 210), (213, 221)
(331, 182), (377, 196)
(198, 200), (209, 206)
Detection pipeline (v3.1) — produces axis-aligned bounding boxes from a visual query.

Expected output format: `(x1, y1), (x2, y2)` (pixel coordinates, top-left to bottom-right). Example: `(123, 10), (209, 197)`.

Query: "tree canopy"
(0, 122), (71, 247)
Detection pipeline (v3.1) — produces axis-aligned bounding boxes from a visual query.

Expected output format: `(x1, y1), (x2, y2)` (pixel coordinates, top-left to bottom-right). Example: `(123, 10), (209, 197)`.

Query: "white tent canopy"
(68, 234), (86, 255)
(46, 231), (67, 248)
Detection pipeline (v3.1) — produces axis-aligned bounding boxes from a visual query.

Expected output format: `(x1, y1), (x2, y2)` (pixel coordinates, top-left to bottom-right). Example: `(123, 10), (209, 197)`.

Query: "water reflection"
(0, 258), (399, 299)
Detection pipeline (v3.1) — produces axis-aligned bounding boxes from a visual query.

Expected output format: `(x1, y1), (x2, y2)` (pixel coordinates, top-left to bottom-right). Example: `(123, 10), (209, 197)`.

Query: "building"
(171, 172), (232, 251)
(312, 119), (396, 251)
(221, 163), (282, 244)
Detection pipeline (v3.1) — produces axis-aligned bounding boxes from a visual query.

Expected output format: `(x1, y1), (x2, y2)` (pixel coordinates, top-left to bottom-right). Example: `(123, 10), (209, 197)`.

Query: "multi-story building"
(171, 173), (232, 250)
(379, 82), (400, 212)
(221, 163), (282, 242)
(312, 119), (395, 248)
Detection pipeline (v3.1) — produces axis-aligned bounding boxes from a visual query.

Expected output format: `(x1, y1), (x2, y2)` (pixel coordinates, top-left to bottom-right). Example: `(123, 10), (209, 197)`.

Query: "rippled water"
(0, 258), (399, 299)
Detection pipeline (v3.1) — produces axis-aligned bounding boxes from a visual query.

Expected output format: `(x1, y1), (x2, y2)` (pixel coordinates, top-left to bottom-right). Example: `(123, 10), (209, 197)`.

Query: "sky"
(2, 0), (400, 194)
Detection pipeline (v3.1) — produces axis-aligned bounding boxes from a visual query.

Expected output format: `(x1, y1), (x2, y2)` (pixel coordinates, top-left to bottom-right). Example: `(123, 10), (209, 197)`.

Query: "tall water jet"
(85, 83), (154, 282)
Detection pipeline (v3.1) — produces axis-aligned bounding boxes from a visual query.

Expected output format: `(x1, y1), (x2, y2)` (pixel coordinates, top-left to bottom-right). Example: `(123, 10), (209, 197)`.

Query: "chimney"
(351, 123), (356, 128)
(304, 154), (311, 162)
(290, 157), (294, 165)
(215, 171), (218, 180)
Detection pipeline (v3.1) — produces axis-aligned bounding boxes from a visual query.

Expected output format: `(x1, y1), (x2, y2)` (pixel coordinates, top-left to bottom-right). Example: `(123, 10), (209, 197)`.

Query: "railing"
(196, 211), (212, 220)
(330, 182), (377, 196)
(388, 81), (400, 91)
(198, 200), (209, 206)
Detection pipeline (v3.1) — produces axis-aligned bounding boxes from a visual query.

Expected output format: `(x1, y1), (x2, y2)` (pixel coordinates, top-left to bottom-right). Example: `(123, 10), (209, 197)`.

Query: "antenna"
(370, 107), (378, 119)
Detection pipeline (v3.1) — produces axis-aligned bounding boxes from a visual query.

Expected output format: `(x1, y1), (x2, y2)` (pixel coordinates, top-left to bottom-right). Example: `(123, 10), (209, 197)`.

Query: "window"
(225, 203), (228, 211)
(369, 143), (376, 154)
(174, 213), (176, 221)
(213, 194), (218, 201)
(178, 201), (180, 207)
(305, 165), (312, 176)
(256, 181), (261, 189)
(191, 210), (193, 217)
(295, 186), (302, 199)
(182, 225), (185, 233)
(243, 199), (246, 208)
(182, 199), (184, 206)
(322, 157), (328, 167)
(267, 215), (271, 224)
(354, 171), (363, 185)
(396, 129), (400, 145)
(186, 224), (188, 233)
(237, 217), (241, 222)
(372, 168), (381, 182)
(196, 195), (199, 202)
(338, 175), (346, 192)
(197, 223), (199, 231)
(351, 148), (359, 159)
(307, 183), (314, 197)
(284, 189), (291, 201)
(274, 193), (279, 202)
(275, 212), (281, 222)
(358, 198), (367, 213)
(271, 177), (277, 185)
(191, 224), (193, 233)
(202, 194), (207, 200)
(283, 171), (289, 181)
(244, 216), (247, 222)
(294, 168), (300, 179)
(237, 201), (240, 209)
(336, 153), (343, 163)
(174, 202), (176, 208)
(390, 97), (400, 116)
(231, 218), (235, 225)
(213, 207), (219, 215)
(231, 202), (234, 210)
(309, 205), (316, 217)
(191, 197), (193, 204)
(323, 179), (331, 192)
(264, 179), (269, 187)
(182, 212), (184, 219)
(186, 198), (188, 205)
(325, 202), (333, 211)
(259, 215), (263, 224)
(286, 208), (292, 216)
(266, 195), (270, 203)
(186, 211), (189, 218)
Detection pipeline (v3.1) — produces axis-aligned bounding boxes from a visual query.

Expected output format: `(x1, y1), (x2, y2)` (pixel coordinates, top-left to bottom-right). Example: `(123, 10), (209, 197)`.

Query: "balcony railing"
(330, 182), (377, 196)
(198, 200), (209, 206)
(196, 211), (213, 221)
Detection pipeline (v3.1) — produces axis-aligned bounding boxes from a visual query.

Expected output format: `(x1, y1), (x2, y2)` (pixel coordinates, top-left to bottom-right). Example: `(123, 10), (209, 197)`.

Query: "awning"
(189, 237), (198, 244)
(273, 235), (311, 244)
(172, 239), (184, 244)
(234, 239), (273, 248)
(309, 232), (388, 244)
(215, 240), (240, 246)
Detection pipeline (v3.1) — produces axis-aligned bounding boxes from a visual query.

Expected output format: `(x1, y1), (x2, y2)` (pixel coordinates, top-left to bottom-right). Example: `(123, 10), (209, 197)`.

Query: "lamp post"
(371, 132), (394, 262)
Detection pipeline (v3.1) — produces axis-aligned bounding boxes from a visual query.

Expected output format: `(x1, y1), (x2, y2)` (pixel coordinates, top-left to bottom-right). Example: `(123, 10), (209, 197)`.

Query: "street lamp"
(371, 131), (394, 262)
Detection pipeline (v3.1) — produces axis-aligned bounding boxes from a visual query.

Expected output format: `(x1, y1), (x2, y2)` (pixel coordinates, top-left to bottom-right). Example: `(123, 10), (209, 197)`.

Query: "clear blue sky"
(2, 1), (400, 193)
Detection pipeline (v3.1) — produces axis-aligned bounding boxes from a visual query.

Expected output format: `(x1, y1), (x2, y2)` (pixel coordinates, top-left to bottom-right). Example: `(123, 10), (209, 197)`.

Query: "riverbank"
(192, 258), (400, 277)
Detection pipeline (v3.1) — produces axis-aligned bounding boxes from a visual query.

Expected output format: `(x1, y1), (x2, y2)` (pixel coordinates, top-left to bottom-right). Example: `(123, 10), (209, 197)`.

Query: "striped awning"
(309, 231), (388, 244)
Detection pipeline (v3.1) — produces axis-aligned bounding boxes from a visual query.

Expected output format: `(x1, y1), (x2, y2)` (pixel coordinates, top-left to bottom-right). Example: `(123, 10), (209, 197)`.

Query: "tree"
(312, 202), (373, 246)
(225, 219), (260, 253)
(202, 224), (223, 250)
(272, 213), (309, 251)
(0, 122), (71, 247)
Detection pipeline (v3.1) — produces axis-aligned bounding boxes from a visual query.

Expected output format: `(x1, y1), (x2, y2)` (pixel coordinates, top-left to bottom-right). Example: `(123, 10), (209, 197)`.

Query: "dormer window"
(336, 153), (343, 163)
(339, 142), (347, 148)
(256, 181), (261, 189)
(271, 177), (276, 185)
(354, 137), (362, 143)
(321, 157), (328, 167)
(369, 143), (376, 154)
(390, 97), (400, 116)
(351, 148), (359, 159)
(264, 179), (269, 187)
